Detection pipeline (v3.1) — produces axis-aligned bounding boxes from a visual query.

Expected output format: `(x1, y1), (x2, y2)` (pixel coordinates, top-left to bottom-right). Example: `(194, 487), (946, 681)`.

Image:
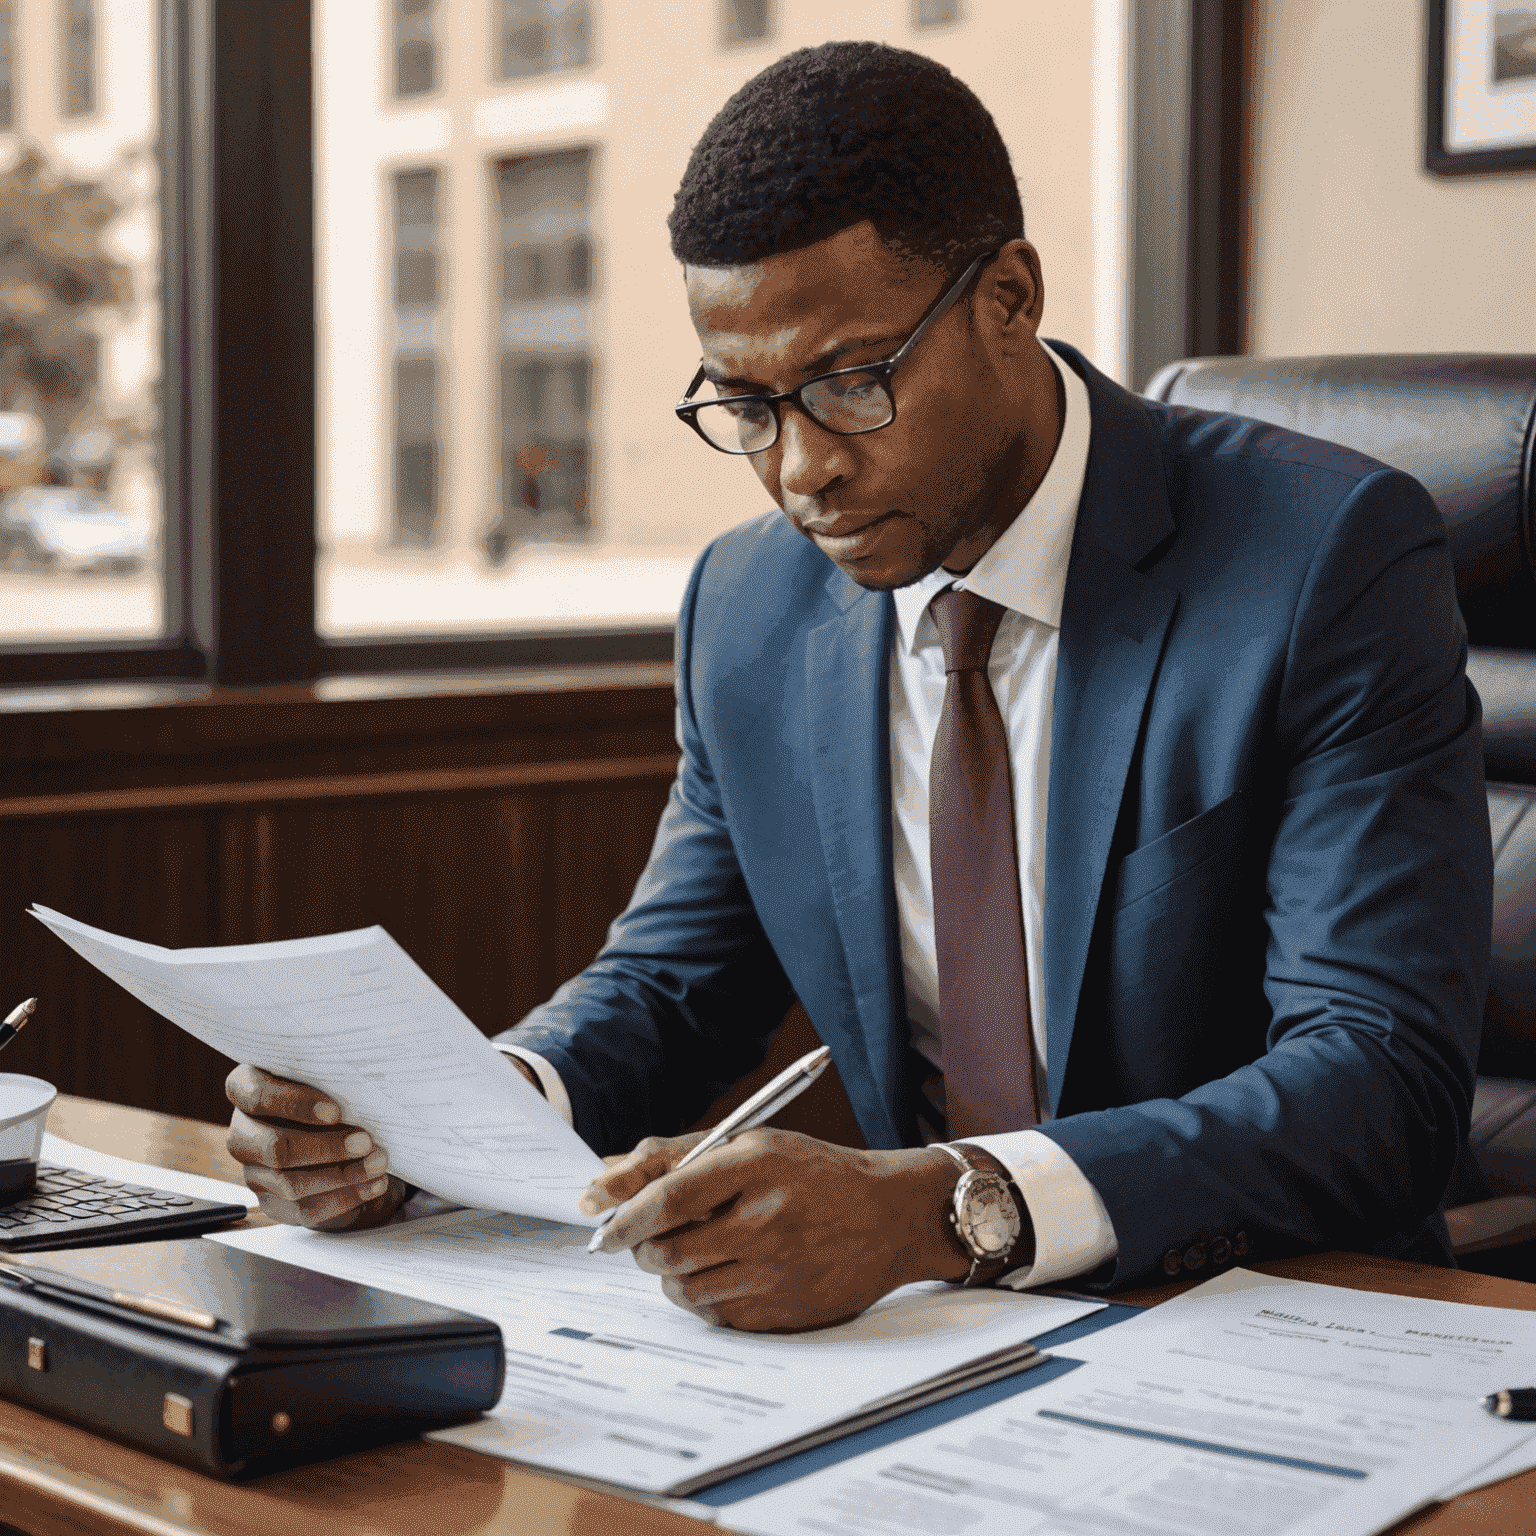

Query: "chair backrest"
(1145, 355), (1536, 1075)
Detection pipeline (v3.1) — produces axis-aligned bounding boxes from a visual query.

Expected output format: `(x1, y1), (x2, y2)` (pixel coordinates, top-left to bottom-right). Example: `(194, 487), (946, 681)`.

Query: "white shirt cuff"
(964, 1128), (1119, 1289)
(496, 1044), (575, 1128)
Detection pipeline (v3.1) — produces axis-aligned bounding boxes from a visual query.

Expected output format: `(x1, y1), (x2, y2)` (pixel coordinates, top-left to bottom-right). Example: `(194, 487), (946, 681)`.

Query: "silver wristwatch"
(936, 1142), (1024, 1286)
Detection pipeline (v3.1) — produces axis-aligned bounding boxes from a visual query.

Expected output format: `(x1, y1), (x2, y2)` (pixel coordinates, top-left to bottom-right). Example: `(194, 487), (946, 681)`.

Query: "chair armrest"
(1444, 1195), (1536, 1254)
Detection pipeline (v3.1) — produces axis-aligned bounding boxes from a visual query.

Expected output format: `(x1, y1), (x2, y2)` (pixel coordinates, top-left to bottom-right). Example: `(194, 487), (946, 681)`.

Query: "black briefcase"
(0, 1237), (504, 1478)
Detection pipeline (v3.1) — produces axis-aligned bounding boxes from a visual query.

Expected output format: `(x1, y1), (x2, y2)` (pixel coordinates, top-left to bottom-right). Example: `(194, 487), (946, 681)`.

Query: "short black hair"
(668, 41), (1023, 276)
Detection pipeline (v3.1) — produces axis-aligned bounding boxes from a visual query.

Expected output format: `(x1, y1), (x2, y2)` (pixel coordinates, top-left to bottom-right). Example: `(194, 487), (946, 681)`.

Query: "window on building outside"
(492, 148), (591, 559)
(60, 0), (94, 117)
(719, 0), (771, 46)
(0, 2), (15, 131)
(394, 0), (436, 98)
(912, 0), (960, 27)
(392, 167), (441, 548)
(497, 0), (589, 80)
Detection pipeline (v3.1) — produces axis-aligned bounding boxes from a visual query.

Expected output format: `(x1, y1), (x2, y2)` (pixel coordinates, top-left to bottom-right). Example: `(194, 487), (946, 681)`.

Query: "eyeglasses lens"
(803, 372), (892, 433)
(693, 394), (777, 454)
(692, 371), (893, 453)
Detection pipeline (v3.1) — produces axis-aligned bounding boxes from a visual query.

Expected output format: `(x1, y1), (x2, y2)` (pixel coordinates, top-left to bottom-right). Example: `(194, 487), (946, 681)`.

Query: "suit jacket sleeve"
(496, 543), (796, 1155)
(1038, 467), (1492, 1286)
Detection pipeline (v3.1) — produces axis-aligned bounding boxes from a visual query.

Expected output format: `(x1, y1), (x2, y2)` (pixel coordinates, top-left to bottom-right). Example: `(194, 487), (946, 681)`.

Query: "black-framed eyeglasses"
(675, 248), (998, 456)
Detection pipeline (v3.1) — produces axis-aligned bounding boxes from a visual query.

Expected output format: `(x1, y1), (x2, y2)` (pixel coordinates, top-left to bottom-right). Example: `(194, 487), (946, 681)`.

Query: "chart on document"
(31, 905), (605, 1223)
(212, 1210), (1102, 1495)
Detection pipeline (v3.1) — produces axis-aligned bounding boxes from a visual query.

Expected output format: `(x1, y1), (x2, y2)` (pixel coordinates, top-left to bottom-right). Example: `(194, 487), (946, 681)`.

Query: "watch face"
(959, 1174), (1020, 1257)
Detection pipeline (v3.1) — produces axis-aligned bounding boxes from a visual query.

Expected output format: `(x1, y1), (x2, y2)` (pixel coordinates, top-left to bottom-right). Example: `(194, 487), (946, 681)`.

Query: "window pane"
(0, 0), (163, 642)
(60, 0), (95, 118)
(0, 4), (15, 130)
(394, 0), (436, 98)
(316, 0), (760, 640)
(720, 0), (772, 47)
(913, 0), (961, 27)
(497, 0), (590, 81)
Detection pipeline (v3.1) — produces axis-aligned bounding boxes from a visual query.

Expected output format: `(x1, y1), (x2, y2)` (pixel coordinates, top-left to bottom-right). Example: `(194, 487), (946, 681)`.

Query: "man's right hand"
(224, 1064), (407, 1231)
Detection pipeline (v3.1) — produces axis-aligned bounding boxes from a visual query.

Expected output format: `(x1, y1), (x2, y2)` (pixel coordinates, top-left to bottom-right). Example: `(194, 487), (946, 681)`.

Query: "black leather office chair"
(1144, 355), (1536, 1278)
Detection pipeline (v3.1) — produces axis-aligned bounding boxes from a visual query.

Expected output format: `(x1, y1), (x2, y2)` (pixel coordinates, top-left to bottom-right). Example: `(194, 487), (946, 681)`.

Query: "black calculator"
(0, 1161), (249, 1252)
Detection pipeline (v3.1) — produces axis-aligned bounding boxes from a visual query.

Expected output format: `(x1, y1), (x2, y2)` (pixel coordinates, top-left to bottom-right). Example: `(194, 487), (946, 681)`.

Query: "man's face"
(684, 221), (1047, 589)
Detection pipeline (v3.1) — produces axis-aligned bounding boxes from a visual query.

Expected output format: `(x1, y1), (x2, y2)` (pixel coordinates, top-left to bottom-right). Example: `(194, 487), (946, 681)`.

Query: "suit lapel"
(1043, 346), (1179, 1116)
(805, 571), (908, 1149)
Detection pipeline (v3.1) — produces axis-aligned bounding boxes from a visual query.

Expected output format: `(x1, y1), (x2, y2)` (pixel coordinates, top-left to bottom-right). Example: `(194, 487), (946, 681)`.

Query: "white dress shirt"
(509, 340), (1118, 1289)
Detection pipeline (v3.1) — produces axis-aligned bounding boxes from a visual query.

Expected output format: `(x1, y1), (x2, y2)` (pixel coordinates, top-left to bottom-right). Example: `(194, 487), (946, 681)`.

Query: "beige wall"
(1249, 0), (1536, 356)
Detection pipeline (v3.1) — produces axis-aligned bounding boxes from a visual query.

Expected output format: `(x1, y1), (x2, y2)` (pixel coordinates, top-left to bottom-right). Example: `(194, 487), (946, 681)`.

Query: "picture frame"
(1426, 0), (1536, 172)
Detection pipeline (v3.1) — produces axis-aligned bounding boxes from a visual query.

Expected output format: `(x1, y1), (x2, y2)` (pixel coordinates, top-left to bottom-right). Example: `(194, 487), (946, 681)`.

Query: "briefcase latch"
(26, 1337), (46, 1372)
(162, 1393), (195, 1438)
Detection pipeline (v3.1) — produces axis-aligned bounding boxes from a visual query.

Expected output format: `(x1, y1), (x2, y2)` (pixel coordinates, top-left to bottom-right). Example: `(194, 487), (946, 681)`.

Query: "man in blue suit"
(226, 43), (1491, 1331)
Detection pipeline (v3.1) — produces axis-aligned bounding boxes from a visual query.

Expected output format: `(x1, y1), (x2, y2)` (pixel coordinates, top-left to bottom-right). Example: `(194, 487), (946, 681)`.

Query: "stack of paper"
(212, 1211), (1101, 1495)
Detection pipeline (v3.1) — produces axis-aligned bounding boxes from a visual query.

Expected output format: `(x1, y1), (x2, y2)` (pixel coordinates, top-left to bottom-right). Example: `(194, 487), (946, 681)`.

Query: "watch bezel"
(952, 1167), (1022, 1259)
(936, 1143), (1025, 1286)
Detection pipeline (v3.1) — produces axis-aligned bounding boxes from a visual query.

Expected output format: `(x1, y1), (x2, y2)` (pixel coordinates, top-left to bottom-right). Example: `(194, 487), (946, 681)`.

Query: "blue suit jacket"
(505, 344), (1493, 1288)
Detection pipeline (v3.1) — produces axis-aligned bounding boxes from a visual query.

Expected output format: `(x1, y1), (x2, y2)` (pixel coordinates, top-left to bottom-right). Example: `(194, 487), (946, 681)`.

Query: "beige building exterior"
(315, 0), (1121, 634)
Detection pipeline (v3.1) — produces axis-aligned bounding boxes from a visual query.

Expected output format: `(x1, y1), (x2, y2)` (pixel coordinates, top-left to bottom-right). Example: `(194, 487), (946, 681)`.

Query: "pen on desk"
(0, 1262), (224, 1332)
(0, 997), (36, 1055)
(1484, 1388), (1536, 1421)
(587, 1043), (834, 1254)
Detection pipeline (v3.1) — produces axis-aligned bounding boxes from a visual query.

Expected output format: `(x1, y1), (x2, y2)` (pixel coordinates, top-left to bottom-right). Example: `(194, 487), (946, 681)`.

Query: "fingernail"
(363, 1177), (389, 1198)
(343, 1131), (373, 1156)
(578, 1193), (598, 1215)
(315, 1101), (340, 1124)
(362, 1149), (388, 1177)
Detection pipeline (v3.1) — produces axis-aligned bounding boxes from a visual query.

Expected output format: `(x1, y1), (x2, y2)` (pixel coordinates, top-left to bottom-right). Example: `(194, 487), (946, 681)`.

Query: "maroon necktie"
(928, 585), (1038, 1137)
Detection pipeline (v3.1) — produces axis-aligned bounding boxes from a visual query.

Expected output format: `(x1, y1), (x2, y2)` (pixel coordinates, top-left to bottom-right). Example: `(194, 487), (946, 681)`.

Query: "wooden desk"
(4, 1098), (1535, 1536)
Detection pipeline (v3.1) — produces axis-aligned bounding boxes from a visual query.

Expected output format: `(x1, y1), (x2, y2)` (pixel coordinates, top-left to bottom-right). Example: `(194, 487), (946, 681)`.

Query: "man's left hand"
(581, 1129), (969, 1331)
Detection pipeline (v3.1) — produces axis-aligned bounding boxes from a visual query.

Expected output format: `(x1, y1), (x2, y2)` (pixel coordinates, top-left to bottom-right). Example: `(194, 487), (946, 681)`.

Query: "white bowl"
(0, 1073), (57, 1164)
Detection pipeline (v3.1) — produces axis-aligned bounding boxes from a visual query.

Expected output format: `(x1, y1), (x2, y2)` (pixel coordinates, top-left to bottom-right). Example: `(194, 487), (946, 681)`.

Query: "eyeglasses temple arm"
(884, 249), (993, 372)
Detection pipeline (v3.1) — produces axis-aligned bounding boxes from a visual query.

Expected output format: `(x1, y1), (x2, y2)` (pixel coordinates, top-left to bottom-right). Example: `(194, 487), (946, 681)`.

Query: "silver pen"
(0, 998), (36, 1056)
(587, 1043), (833, 1254)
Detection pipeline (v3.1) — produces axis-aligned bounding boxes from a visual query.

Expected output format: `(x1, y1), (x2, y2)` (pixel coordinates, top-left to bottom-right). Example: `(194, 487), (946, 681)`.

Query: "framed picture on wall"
(1427, 0), (1536, 171)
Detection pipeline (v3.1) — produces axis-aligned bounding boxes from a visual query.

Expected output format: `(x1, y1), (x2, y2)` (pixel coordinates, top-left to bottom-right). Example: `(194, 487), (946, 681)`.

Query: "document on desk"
(719, 1351), (1536, 1536)
(1060, 1266), (1536, 1404)
(210, 1210), (1104, 1495)
(31, 905), (605, 1224)
(1055, 1266), (1536, 1502)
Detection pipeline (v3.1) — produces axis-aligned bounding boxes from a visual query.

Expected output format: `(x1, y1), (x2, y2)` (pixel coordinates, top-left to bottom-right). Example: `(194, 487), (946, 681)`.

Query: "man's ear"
(979, 239), (1044, 349)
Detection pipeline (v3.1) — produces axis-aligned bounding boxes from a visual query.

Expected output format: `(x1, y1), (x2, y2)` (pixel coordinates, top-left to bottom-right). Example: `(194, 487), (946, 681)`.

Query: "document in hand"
(210, 1210), (1104, 1496)
(31, 906), (606, 1224)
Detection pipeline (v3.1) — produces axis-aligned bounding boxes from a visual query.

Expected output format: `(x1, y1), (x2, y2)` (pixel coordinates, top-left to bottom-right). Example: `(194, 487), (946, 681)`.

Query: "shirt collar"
(892, 339), (1090, 656)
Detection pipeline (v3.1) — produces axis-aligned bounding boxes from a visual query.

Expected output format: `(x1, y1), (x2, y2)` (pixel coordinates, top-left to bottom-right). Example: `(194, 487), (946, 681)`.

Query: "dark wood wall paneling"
(0, 671), (681, 1126)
